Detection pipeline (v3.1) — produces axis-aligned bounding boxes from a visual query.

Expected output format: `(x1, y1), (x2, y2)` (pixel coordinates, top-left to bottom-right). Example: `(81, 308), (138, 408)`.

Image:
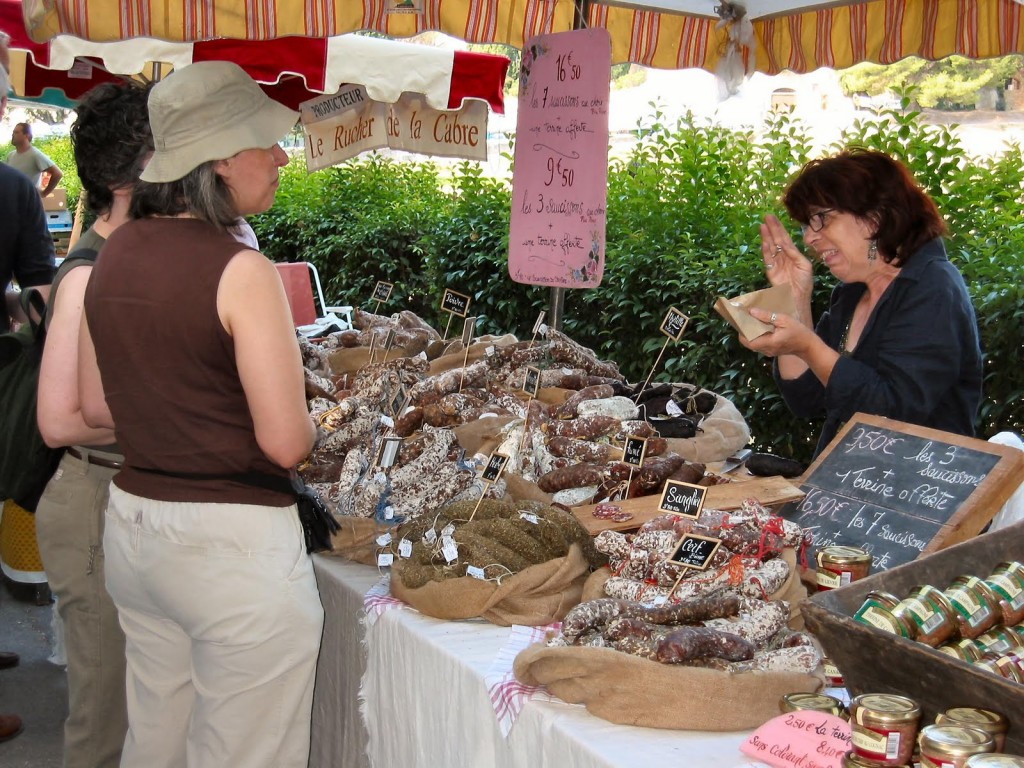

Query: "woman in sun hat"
(740, 148), (982, 457)
(77, 61), (322, 768)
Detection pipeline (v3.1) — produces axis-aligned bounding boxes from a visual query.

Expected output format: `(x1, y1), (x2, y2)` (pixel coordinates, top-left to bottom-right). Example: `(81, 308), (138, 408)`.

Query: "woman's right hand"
(760, 215), (814, 303)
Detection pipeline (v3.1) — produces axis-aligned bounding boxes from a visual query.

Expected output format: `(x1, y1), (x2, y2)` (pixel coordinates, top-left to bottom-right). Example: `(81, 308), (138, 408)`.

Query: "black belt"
(66, 447), (123, 470)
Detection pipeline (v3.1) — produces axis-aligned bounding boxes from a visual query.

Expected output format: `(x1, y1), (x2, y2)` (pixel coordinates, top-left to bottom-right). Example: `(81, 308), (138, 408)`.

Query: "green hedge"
(254, 101), (1023, 463)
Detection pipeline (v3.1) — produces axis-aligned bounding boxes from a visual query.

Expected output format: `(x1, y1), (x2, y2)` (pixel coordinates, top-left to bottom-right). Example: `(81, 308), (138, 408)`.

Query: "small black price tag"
(481, 452), (509, 483)
(384, 328), (397, 351)
(461, 315), (478, 346)
(669, 533), (721, 570)
(377, 436), (402, 469)
(621, 435), (648, 468)
(658, 479), (707, 519)
(372, 281), (394, 303)
(660, 306), (690, 341)
(441, 288), (471, 317)
(522, 366), (541, 398)
(388, 384), (408, 417)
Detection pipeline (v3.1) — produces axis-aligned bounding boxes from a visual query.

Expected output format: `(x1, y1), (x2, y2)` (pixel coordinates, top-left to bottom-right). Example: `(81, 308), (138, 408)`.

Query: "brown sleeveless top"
(83, 217), (292, 506)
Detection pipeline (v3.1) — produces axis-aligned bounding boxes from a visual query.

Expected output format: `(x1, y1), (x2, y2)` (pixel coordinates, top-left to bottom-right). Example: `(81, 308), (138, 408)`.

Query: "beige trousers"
(35, 452), (127, 768)
(103, 484), (324, 768)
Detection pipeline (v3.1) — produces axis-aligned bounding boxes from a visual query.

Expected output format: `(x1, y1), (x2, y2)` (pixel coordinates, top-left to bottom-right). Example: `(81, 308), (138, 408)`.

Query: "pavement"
(0, 578), (66, 768)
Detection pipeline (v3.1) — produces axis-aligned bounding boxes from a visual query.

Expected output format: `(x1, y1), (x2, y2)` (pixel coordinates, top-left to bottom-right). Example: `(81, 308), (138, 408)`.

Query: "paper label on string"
(466, 565), (486, 580)
(380, 415), (395, 429)
(441, 524), (456, 538)
(398, 538), (413, 558)
(424, 528), (437, 544)
(441, 537), (459, 563)
(485, 346), (496, 356)
(537, 323), (549, 335)
(666, 399), (683, 416)
(373, 471), (387, 484)
(383, 506), (395, 520)
(377, 553), (394, 567)
(375, 532), (393, 547)
(519, 512), (540, 525)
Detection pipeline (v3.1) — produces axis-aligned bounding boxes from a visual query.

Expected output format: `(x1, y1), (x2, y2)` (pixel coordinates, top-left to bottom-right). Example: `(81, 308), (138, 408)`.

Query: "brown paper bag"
(714, 283), (797, 341)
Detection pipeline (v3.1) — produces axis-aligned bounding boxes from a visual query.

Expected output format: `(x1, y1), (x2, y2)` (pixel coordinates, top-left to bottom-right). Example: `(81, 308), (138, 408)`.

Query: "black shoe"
(0, 652), (19, 670)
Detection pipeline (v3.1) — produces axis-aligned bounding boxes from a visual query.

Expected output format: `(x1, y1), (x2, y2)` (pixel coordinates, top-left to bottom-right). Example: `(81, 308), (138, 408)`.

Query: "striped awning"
(16, 0), (1024, 75)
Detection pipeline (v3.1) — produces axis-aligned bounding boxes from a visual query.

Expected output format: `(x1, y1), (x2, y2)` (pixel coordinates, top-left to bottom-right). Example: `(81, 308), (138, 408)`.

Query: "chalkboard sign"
(441, 288), (470, 317)
(658, 480), (707, 519)
(622, 435), (648, 468)
(377, 436), (402, 469)
(371, 280), (393, 303)
(384, 328), (396, 351)
(778, 414), (1023, 572)
(522, 366), (541, 398)
(482, 452), (510, 483)
(669, 533), (721, 570)
(660, 307), (690, 341)
(387, 385), (408, 418)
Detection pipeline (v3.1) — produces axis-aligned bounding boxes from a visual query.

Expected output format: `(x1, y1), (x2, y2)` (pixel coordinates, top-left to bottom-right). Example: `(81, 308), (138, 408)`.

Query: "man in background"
(0, 28), (55, 745)
(7, 121), (64, 197)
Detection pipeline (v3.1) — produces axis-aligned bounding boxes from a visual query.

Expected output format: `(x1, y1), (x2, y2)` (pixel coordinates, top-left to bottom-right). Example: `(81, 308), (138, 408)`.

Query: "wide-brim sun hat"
(140, 60), (299, 183)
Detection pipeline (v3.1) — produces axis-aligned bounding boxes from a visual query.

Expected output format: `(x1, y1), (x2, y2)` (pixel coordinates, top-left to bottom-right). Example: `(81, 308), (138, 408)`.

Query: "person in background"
(7, 122), (64, 197)
(35, 80), (154, 768)
(0, 27), (55, 746)
(740, 148), (982, 457)
(77, 61), (322, 768)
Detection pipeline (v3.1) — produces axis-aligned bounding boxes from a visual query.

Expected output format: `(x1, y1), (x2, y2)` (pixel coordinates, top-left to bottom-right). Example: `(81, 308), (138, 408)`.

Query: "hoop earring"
(867, 240), (878, 262)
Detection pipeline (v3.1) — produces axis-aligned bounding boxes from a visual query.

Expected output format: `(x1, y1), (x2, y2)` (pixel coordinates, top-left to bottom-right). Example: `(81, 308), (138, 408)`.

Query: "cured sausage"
(551, 384), (616, 419)
(654, 627), (755, 663)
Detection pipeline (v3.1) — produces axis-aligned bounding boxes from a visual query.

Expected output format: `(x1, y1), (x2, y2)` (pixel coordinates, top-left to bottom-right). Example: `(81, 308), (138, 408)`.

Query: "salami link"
(546, 436), (613, 463)
(654, 626), (756, 664)
(552, 384), (616, 420)
(537, 463), (608, 493)
(561, 599), (633, 643)
(542, 415), (620, 440)
(638, 593), (742, 624)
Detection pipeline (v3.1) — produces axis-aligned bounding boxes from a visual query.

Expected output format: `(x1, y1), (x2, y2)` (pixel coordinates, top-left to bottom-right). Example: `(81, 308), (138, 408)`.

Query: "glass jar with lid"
(854, 591), (916, 638)
(945, 576), (1001, 639)
(779, 692), (847, 718)
(964, 756), (1024, 768)
(849, 693), (921, 766)
(816, 546), (872, 591)
(985, 561), (1024, 626)
(918, 724), (994, 768)
(935, 708), (1008, 753)
(897, 585), (959, 647)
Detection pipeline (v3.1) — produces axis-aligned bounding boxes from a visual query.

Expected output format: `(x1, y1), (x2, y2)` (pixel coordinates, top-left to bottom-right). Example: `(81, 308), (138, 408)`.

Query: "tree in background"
(841, 54), (1024, 110)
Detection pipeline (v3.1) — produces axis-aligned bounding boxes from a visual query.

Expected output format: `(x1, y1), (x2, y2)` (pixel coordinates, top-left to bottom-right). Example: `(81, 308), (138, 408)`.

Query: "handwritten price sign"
(509, 29), (611, 288)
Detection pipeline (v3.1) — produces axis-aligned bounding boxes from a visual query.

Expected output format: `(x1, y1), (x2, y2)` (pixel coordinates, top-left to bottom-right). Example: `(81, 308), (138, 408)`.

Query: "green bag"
(0, 288), (64, 511)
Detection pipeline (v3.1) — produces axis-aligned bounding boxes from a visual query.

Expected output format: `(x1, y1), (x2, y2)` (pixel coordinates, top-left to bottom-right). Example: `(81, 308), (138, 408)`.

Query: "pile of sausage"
(549, 593), (821, 673)
(593, 499), (807, 603)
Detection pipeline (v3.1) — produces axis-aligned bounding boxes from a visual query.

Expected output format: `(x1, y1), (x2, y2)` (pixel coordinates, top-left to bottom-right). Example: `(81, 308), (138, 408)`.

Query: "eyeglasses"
(802, 208), (836, 233)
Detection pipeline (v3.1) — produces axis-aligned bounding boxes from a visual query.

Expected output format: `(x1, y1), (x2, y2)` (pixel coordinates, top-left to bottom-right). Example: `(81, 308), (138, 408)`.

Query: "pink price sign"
(509, 29), (611, 288)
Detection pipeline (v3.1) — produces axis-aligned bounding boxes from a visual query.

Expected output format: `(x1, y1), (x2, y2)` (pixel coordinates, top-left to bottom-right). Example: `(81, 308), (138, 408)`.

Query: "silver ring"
(769, 312), (778, 324)
(765, 262), (776, 269)
(774, 244), (783, 254)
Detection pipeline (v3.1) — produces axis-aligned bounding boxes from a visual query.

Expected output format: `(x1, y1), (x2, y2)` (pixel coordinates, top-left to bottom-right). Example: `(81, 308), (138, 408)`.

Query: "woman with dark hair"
(77, 62), (322, 767)
(741, 148), (982, 457)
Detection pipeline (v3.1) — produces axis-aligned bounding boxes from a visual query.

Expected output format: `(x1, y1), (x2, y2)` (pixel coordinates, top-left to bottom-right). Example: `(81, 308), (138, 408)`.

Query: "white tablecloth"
(310, 555), (762, 768)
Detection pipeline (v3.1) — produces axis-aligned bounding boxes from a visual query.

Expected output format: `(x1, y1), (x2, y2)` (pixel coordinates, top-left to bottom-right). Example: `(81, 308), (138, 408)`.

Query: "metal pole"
(548, 287), (564, 330)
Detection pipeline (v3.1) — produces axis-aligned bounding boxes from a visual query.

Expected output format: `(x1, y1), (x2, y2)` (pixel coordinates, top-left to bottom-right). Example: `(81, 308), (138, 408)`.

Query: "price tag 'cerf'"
(481, 452), (510, 483)
(371, 280), (394, 304)
(670, 533), (722, 570)
(621, 435), (648, 468)
(522, 366), (541, 398)
(658, 479), (707, 519)
(660, 306), (690, 341)
(461, 315), (478, 347)
(441, 288), (471, 318)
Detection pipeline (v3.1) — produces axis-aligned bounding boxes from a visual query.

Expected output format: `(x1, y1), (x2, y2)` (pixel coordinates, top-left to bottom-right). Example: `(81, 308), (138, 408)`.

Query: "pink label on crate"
(742, 713), (851, 768)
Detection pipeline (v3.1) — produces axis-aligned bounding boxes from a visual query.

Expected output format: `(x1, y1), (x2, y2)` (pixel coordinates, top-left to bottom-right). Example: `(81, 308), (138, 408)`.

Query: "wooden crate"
(801, 519), (1024, 754)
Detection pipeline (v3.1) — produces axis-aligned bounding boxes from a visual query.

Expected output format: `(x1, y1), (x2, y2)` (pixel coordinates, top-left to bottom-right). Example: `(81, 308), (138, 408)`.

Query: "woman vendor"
(740, 148), (982, 457)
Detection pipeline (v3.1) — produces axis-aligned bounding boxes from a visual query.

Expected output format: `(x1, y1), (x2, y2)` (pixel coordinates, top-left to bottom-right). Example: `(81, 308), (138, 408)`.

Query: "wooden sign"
(532, 310), (546, 335)
(371, 281), (393, 303)
(482, 452), (510, 483)
(441, 288), (471, 317)
(669, 533), (721, 570)
(660, 307), (690, 341)
(778, 413), (1024, 572)
(376, 436), (402, 469)
(621, 435), (648, 468)
(522, 366), (541, 398)
(658, 480), (707, 519)
(384, 328), (396, 351)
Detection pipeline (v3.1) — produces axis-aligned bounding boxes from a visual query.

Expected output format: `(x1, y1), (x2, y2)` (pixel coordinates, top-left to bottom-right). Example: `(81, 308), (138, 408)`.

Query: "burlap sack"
(513, 643), (822, 730)
(665, 394), (751, 464)
(389, 543), (590, 626)
(324, 516), (390, 566)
